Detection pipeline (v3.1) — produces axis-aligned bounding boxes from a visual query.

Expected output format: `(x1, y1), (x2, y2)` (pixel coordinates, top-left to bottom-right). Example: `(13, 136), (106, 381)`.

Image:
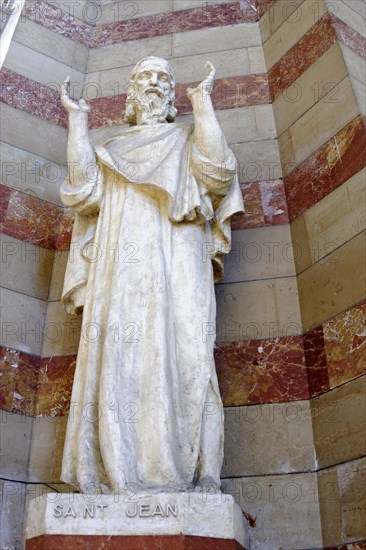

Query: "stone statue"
(60, 57), (244, 495)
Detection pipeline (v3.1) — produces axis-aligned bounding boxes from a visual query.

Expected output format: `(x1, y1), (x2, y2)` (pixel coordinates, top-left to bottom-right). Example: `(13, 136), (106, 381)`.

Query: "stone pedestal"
(25, 491), (248, 549)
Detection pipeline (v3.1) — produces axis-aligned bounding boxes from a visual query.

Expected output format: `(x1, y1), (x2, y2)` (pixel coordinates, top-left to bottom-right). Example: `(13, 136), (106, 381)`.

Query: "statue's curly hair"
(124, 57), (177, 125)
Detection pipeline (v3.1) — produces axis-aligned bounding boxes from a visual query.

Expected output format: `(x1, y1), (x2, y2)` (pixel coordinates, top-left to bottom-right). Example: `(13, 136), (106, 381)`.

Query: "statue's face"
(129, 59), (174, 125)
(134, 60), (173, 101)
(125, 57), (176, 125)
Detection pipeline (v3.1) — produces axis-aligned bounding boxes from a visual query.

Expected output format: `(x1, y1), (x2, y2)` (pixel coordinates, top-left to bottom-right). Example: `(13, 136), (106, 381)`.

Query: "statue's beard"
(136, 89), (170, 125)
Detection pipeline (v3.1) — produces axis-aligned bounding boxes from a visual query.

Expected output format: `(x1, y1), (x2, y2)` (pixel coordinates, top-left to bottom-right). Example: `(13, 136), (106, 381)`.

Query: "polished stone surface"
(26, 534), (246, 549)
(284, 116), (366, 221)
(0, 184), (73, 250)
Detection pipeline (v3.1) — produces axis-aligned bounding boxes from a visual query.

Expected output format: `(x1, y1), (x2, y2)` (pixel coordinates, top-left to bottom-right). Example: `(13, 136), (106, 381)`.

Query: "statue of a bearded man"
(60, 57), (243, 494)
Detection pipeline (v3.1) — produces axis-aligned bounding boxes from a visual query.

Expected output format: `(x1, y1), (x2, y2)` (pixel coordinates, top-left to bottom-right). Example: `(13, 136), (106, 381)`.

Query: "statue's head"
(124, 57), (177, 126)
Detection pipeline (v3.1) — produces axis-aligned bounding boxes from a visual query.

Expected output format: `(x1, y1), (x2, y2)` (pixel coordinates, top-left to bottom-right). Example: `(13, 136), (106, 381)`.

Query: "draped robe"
(60, 122), (243, 493)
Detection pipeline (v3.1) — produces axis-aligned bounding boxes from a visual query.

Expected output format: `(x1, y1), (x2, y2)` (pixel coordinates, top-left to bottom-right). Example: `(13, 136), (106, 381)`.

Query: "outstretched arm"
(187, 62), (227, 163)
(61, 76), (96, 187)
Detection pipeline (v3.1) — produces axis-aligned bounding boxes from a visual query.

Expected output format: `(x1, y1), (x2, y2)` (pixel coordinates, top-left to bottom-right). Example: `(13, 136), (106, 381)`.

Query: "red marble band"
(331, 14), (366, 60)
(25, 534), (246, 550)
(268, 14), (337, 102)
(0, 349), (77, 417)
(0, 68), (67, 128)
(1, 116), (363, 250)
(5, 106), (363, 253)
(232, 180), (288, 230)
(88, 74), (270, 129)
(0, 69), (269, 129)
(255, 0), (277, 19)
(1, 300), (364, 415)
(284, 116), (366, 222)
(209, 299), (366, 405)
(268, 13), (365, 102)
(0, 174), (287, 256)
(94, 2), (257, 47)
(21, 0), (258, 49)
(0, 185), (73, 251)
(23, 0), (92, 47)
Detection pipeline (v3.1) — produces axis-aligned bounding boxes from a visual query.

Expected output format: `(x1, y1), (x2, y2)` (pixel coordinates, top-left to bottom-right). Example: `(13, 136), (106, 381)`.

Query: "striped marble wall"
(0, 0), (365, 548)
(257, 0), (365, 548)
(1, 2), (85, 546)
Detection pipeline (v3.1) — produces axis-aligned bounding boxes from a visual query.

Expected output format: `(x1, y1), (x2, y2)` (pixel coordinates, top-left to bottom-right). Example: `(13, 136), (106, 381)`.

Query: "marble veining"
(215, 336), (308, 406)
(324, 299), (366, 389)
(0, 184), (73, 250)
(20, 0), (258, 48)
(284, 116), (366, 221)
(268, 14), (337, 101)
(0, 347), (39, 415)
(331, 14), (366, 60)
(1, 300), (364, 416)
(93, 2), (258, 47)
(0, 68), (67, 127)
(0, 69), (269, 129)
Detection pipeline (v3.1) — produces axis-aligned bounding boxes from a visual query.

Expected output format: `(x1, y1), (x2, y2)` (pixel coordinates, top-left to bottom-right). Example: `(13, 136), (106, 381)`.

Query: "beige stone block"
(85, 47), (257, 99)
(273, 43), (348, 137)
(340, 43), (366, 86)
(0, 288), (47, 356)
(317, 468), (343, 547)
(231, 139), (282, 182)
(0, 235), (54, 301)
(28, 416), (68, 483)
(172, 23), (261, 58)
(0, 141), (66, 206)
(48, 251), (69, 302)
(305, 169), (366, 263)
(216, 105), (276, 144)
(170, 47), (255, 82)
(291, 169), (366, 273)
(4, 41), (85, 99)
(41, 301), (82, 357)
(340, 0), (366, 19)
(99, 0), (173, 24)
(297, 231), (366, 331)
(259, 0), (305, 43)
(87, 35), (172, 73)
(338, 456), (366, 541)
(215, 276), (302, 342)
(290, 213), (312, 274)
(13, 19), (88, 73)
(327, 0), (366, 36)
(0, 479), (27, 550)
(248, 46), (266, 74)
(222, 471), (322, 549)
(0, 411), (32, 481)
(279, 77), (359, 176)
(0, 104), (67, 165)
(351, 76), (366, 116)
(223, 400), (315, 477)
(311, 376), (366, 468)
(263, 0), (327, 69)
(222, 224), (296, 283)
(318, 458), (366, 546)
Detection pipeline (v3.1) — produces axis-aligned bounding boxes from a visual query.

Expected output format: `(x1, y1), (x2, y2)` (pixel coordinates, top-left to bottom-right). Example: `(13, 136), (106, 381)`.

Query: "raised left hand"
(187, 61), (216, 102)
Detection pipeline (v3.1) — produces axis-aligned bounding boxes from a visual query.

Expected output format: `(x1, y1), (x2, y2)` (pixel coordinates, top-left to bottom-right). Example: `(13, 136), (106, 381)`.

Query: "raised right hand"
(61, 76), (90, 114)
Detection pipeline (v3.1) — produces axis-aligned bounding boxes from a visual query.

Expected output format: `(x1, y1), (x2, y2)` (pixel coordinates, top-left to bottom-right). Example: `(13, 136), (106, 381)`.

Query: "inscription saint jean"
(53, 502), (178, 519)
